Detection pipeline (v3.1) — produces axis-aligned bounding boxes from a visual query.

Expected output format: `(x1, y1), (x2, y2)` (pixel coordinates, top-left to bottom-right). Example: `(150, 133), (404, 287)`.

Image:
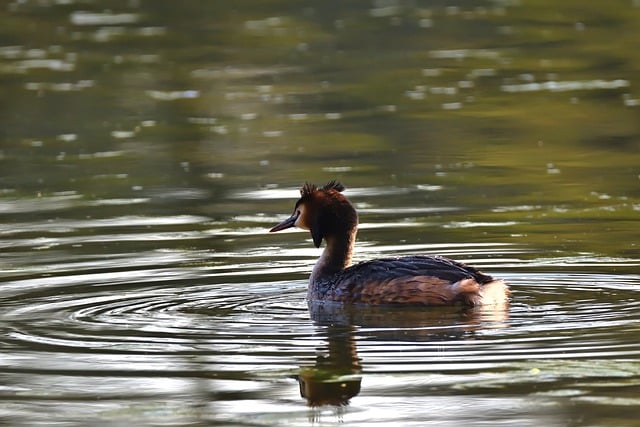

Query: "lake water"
(1, 1), (639, 426)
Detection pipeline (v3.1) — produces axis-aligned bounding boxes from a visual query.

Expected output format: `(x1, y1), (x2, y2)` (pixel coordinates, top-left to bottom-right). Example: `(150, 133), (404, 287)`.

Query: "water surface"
(1, 1), (639, 426)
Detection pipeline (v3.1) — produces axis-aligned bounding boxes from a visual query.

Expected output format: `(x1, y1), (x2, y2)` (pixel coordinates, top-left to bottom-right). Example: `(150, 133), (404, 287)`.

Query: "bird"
(270, 181), (509, 307)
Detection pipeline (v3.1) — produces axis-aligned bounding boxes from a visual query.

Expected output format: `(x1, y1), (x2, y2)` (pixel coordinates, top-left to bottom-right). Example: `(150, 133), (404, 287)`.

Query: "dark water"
(1, 1), (640, 426)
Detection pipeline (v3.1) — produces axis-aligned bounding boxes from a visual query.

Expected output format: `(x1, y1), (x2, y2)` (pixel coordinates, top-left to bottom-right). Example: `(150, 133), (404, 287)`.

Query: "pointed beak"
(269, 212), (299, 232)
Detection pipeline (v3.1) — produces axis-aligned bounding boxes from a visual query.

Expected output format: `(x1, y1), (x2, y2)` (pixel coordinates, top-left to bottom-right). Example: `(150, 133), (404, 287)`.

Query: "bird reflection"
(298, 323), (361, 407)
(297, 302), (509, 406)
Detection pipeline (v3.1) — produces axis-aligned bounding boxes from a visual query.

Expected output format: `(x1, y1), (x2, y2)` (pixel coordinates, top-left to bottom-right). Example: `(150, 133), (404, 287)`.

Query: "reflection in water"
(299, 302), (509, 406)
(298, 324), (362, 407)
(2, 0), (640, 425)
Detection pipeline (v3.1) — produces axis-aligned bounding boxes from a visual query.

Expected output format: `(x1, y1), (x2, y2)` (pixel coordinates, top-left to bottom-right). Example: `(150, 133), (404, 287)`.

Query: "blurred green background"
(1, 0), (639, 257)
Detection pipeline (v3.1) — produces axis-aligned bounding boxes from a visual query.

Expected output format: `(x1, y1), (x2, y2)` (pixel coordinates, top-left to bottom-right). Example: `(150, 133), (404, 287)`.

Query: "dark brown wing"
(315, 255), (494, 305)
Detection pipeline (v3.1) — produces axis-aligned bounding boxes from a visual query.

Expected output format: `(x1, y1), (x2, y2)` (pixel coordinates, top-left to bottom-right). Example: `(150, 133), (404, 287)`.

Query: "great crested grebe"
(270, 181), (509, 306)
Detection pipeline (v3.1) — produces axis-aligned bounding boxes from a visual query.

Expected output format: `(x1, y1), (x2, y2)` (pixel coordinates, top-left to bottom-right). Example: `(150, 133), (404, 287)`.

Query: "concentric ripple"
(2, 257), (639, 362)
(2, 271), (311, 356)
(1, 193), (640, 425)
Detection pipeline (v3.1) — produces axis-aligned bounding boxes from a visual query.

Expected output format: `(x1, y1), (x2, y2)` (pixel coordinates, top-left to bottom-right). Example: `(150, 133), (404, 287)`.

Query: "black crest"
(300, 182), (317, 198)
(322, 180), (345, 192)
(299, 181), (345, 198)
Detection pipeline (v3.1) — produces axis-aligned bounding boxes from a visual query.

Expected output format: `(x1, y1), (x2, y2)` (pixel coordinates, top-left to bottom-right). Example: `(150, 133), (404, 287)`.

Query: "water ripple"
(1, 236), (639, 427)
(2, 258), (638, 362)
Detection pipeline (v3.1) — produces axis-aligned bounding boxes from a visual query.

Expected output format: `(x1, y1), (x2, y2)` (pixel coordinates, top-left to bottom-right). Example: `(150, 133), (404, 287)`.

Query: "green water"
(1, 1), (639, 426)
